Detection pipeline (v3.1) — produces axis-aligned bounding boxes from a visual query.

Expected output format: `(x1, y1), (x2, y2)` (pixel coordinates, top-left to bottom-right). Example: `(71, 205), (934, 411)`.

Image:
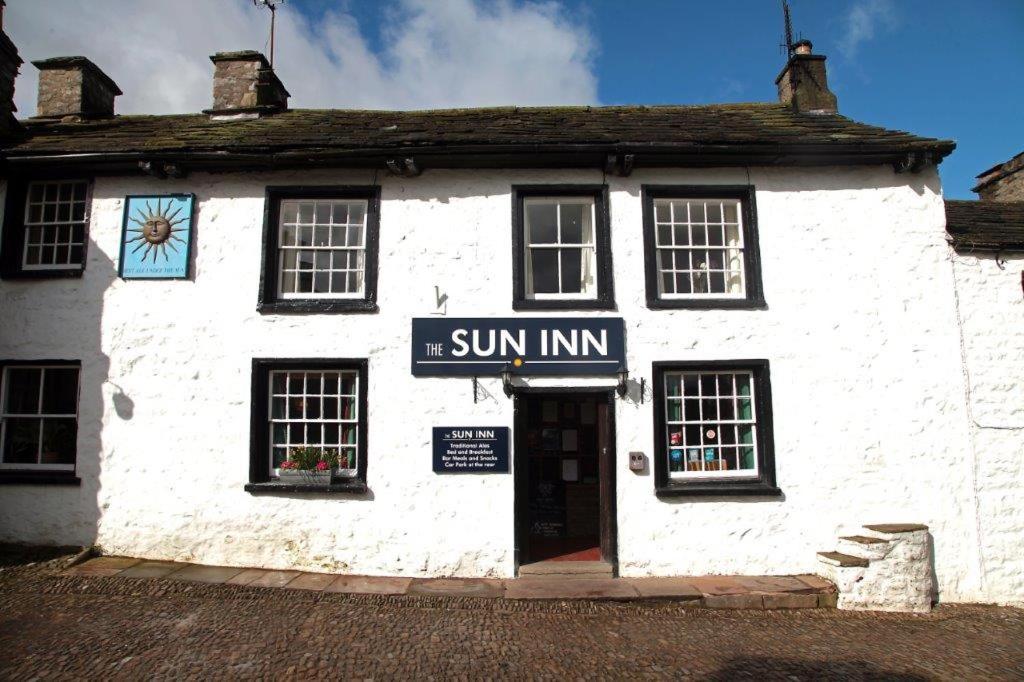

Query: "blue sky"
(10, 1), (1023, 198)
(319, 0), (1024, 198)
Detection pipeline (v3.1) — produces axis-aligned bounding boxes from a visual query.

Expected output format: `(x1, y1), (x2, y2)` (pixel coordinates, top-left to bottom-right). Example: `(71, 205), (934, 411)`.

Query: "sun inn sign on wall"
(118, 194), (196, 279)
(411, 318), (626, 376)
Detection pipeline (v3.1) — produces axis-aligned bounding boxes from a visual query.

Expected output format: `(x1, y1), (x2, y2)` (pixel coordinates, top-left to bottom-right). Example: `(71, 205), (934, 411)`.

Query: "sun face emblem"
(124, 198), (187, 262)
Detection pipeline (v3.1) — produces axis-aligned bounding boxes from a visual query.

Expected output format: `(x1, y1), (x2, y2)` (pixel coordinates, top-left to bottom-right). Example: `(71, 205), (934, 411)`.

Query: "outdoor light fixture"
(501, 365), (514, 398)
(616, 366), (629, 398)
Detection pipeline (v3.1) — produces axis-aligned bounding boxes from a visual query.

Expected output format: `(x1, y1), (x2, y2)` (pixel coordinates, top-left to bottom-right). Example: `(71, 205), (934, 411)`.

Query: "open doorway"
(514, 390), (617, 574)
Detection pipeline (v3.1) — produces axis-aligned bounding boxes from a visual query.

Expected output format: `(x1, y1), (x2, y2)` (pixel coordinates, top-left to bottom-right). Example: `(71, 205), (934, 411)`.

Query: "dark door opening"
(514, 390), (617, 569)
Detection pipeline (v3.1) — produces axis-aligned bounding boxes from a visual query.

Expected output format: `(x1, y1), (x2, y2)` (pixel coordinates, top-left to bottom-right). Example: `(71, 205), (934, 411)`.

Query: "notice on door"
(432, 427), (510, 473)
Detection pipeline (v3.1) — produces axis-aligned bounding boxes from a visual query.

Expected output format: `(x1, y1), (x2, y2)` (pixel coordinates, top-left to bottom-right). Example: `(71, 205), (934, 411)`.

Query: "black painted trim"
(248, 358), (369, 493)
(256, 186), (381, 315)
(651, 359), (780, 498)
(0, 472), (81, 486)
(0, 178), (92, 280)
(641, 185), (766, 310)
(0, 359), (81, 478)
(511, 185), (615, 311)
(244, 481), (368, 494)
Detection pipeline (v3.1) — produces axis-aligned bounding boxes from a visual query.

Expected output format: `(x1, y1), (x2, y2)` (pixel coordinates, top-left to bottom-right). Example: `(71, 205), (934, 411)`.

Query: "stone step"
(518, 560), (613, 579)
(816, 551), (869, 568)
(862, 523), (929, 540)
(837, 535), (891, 560)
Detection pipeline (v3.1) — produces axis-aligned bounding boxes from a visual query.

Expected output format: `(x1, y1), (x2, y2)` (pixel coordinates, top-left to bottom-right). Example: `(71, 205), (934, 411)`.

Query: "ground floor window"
(652, 360), (779, 496)
(0, 361), (80, 475)
(248, 359), (368, 491)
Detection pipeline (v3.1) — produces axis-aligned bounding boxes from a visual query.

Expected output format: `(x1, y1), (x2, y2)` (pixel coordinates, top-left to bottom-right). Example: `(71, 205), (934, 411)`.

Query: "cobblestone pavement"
(1, 550), (1022, 680)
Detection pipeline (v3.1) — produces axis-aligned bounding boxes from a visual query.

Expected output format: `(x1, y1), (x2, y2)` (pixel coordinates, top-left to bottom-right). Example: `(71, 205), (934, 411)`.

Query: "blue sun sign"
(118, 194), (195, 279)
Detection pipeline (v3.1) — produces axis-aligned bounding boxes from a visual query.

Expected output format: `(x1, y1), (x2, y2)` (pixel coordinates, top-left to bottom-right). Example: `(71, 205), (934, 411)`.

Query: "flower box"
(277, 469), (332, 486)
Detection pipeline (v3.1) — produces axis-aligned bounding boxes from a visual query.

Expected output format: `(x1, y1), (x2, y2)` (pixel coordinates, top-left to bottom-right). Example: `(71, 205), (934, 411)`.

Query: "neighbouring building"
(0, 14), (1021, 607)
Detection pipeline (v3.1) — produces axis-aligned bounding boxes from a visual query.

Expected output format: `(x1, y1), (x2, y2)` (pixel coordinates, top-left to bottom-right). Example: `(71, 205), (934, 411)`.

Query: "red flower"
(315, 460), (330, 471)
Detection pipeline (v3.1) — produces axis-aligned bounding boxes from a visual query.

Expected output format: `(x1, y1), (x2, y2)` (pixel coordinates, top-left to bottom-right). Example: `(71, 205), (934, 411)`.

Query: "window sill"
(258, 299), (379, 315)
(513, 298), (616, 312)
(656, 480), (781, 497)
(0, 268), (85, 281)
(646, 297), (766, 310)
(244, 480), (368, 494)
(0, 472), (81, 486)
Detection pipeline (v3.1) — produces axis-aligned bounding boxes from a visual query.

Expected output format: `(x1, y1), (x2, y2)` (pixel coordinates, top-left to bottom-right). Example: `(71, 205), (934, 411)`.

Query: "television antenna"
(253, 0), (284, 67)
(780, 0), (796, 57)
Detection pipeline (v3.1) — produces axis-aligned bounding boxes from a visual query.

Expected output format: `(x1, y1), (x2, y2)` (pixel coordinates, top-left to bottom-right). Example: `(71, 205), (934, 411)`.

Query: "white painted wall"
(949, 250), (1024, 604)
(0, 164), (1018, 604)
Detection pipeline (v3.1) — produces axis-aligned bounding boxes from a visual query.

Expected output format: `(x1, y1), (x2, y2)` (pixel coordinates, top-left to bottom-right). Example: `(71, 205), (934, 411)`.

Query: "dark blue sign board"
(412, 317), (626, 376)
(433, 427), (510, 473)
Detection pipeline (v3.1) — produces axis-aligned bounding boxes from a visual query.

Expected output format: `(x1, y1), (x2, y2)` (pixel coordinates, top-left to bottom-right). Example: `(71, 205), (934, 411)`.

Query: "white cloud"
(5, 0), (598, 116)
(837, 0), (897, 60)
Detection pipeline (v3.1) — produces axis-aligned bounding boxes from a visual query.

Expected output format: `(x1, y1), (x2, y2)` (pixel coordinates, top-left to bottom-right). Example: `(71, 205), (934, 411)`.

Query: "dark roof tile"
(946, 200), (1024, 250)
(5, 104), (954, 162)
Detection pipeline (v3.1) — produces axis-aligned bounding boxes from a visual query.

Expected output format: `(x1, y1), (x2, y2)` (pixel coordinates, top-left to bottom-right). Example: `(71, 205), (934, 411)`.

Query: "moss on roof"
(5, 103), (954, 159)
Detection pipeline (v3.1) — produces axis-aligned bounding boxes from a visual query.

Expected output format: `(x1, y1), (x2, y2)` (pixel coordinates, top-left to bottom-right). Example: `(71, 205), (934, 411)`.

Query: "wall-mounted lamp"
(616, 366), (629, 398)
(500, 365), (514, 398)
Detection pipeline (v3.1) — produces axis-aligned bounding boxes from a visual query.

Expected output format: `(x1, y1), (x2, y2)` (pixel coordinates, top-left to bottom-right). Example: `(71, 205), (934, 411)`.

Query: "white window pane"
(2, 418), (41, 464)
(3, 368), (41, 414)
(560, 204), (585, 243)
(529, 249), (559, 294)
(348, 202), (365, 226)
(526, 203), (557, 244)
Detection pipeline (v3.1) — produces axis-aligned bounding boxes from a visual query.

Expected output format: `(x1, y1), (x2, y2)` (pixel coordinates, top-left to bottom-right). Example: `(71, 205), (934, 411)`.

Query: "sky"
(6, 0), (1023, 198)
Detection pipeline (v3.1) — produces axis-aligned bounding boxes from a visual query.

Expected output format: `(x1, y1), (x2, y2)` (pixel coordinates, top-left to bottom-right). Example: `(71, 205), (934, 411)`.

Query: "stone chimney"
(972, 151), (1024, 202)
(775, 39), (838, 114)
(0, 0), (23, 136)
(32, 56), (121, 119)
(206, 51), (289, 118)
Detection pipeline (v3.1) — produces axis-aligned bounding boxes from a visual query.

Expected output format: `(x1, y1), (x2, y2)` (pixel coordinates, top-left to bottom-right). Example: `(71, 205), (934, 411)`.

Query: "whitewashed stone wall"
(949, 250), (1024, 605)
(0, 164), (1018, 604)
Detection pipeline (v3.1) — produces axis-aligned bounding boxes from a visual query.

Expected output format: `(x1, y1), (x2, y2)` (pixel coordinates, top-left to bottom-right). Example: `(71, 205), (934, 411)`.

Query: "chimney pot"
(32, 56), (121, 119)
(793, 39), (813, 55)
(206, 50), (289, 118)
(775, 38), (838, 114)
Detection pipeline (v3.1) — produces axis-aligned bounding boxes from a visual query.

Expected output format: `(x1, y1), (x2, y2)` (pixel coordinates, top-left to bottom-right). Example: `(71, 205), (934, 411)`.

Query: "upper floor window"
(642, 186), (764, 309)
(652, 360), (779, 497)
(1, 180), (90, 279)
(512, 186), (614, 310)
(0, 361), (80, 474)
(258, 186), (380, 314)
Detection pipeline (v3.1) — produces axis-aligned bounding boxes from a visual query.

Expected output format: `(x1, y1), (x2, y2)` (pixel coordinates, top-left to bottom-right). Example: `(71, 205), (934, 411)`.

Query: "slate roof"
(945, 200), (1024, 251)
(2, 104), (954, 170)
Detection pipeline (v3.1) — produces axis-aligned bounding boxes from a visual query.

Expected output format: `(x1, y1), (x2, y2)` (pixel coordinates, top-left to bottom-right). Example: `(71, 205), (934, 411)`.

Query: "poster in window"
(118, 194), (196, 279)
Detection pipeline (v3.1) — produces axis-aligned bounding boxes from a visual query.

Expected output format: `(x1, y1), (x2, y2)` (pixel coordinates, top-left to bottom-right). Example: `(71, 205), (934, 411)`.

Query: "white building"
(0, 28), (1021, 606)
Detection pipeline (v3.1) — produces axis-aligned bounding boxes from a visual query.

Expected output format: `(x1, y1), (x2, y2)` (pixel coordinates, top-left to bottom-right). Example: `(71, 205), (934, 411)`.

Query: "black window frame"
(652, 359), (780, 497)
(511, 184), (615, 311)
(0, 359), (82, 486)
(246, 358), (369, 494)
(0, 177), (92, 280)
(257, 186), (381, 314)
(641, 185), (765, 310)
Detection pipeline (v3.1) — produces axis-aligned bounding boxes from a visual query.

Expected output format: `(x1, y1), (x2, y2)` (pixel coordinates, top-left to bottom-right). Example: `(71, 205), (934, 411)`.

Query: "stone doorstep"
(816, 551), (870, 568)
(61, 557), (833, 609)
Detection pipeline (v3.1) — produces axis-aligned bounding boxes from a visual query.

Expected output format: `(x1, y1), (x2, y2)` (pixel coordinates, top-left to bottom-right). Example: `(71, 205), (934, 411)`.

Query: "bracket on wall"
(138, 160), (187, 179)
(472, 376), (479, 404)
(386, 158), (422, 177)
(604, 153), (635, 177)
(893, 151), (932, 174)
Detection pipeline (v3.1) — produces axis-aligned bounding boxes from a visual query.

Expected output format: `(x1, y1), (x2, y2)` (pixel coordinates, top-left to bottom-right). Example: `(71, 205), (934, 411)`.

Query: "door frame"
(512, 386), (618, 576)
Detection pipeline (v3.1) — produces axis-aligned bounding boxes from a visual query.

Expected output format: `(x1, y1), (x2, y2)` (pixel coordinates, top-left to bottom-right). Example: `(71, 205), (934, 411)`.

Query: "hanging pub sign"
(118, 194), (196, 279)
(411, 317), (626, 376)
